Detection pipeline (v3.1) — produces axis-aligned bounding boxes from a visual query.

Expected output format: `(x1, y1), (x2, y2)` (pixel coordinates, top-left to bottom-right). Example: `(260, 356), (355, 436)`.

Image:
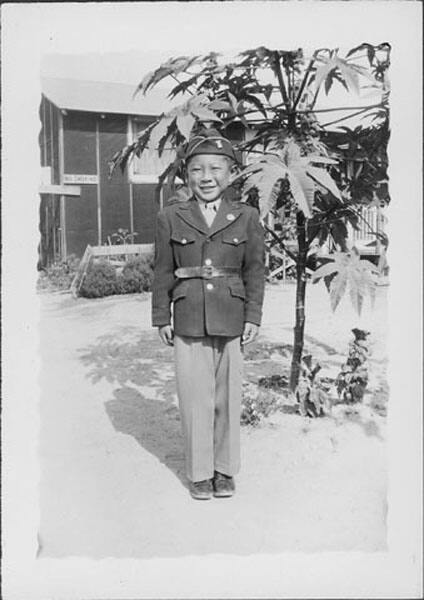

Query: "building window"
(128, 117), (175, 184)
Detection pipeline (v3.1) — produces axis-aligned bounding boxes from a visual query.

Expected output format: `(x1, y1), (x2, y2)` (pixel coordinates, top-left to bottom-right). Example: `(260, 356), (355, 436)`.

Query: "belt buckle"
(202, 265), (214, 279)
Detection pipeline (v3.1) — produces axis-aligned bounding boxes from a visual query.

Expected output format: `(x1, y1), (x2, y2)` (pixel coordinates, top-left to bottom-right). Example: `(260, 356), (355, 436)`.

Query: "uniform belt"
(175, 266), (241, 280)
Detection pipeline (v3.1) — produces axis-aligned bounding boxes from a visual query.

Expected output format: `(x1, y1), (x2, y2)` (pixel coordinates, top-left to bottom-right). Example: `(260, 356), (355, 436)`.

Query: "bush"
(79, 260), (118, 298)
(241, 382), (284, 427)
(37, 254), (80, 291)
(117, 253), (154, 294)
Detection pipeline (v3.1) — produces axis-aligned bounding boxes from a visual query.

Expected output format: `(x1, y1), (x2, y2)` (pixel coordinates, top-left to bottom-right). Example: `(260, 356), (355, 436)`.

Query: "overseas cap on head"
(184, 128), (238, 162)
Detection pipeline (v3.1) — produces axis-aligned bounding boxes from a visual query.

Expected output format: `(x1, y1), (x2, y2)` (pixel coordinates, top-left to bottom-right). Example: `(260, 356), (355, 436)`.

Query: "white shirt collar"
(197, 197), (222, 211)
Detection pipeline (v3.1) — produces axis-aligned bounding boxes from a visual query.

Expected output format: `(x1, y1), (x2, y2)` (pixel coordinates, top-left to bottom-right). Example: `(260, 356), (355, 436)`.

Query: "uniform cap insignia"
(216, 140), (223, 148)
(226, 213), (235, 221)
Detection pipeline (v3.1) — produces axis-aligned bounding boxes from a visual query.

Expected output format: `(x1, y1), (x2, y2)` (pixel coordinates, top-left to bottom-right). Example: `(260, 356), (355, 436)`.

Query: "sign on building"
(63, 174), (99, 184)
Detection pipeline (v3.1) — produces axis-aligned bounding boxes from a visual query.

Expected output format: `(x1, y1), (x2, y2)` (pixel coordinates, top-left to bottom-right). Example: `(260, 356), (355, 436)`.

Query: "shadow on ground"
(105, 386), (187, 486)
(78, 329), (387, 483)
(79, 329), (187, 487)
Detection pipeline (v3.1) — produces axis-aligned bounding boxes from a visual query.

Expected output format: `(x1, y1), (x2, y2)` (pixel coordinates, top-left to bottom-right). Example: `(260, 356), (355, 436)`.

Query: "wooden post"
(95, 119), (102, 245)
(129, 182), (134, 236)
(70, 245), (93, 298)
(58, 111), (67, 260)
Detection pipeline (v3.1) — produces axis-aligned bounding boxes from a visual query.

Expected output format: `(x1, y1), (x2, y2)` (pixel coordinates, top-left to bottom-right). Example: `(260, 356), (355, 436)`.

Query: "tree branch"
(293, 50), (319, 110)
(170, 73), (194, 96)
(296, 103), (383, 114)
(351, 206), (386, 242)
(321, 106), (372, 128)
(272, 51), (290, 108)
(263, 222), (299, 263)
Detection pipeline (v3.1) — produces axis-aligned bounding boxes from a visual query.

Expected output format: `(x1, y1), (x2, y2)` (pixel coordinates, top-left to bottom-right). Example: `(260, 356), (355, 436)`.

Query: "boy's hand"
(158, 325), (174, 346)
(241, 322), (259, 345)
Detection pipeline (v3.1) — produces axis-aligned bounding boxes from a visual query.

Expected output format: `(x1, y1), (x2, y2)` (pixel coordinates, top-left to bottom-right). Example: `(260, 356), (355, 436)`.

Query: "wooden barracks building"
(38, 77), (186, 267)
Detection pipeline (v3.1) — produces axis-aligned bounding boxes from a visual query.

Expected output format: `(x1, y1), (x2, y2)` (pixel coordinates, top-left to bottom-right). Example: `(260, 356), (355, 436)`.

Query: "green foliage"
(336, 328), (370, 403)
(117, 254), (154, 294)
(80, 260), (118, 298)
(37, 254), (80, 291)
(312, 248), (380, 313)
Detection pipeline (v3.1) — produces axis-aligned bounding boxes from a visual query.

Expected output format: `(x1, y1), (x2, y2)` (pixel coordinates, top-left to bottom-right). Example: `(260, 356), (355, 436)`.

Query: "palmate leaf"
(307, 165), (342, 200)
(313, 54), (365, 96)
(242, 93), (268, 118)
(189, 105), (222, 122)
(149, 115), (175, 152)
(176, 113), (196, 140)
(168, 74), (202, 99)
(135, 55), (202, 95)
(330, 267), (348, 311)
(347, 43), (375, 64)
(312, 250), (379, 314)
(237, 140), (341, 219)
(336, 58), (360, 94)
(208, 99), (232, 111)
(148, 93), (223, 154)
(185, 94), (223, 124)
(287, 166), (315, 219)
(235, 157), (287, 217)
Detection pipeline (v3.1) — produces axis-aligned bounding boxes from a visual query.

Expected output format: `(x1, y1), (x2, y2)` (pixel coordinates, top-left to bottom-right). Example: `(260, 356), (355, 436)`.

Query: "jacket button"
(181, 238), (187, 244)
(233, 237), (239, 243)
(206, 283), (214, 290)
(204, 258), (212, 266)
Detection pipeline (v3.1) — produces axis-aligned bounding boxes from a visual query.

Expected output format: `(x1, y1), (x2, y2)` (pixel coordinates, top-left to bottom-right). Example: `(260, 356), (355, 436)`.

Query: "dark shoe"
(213, 471), (235, 498)
(189, 479), (213, 500)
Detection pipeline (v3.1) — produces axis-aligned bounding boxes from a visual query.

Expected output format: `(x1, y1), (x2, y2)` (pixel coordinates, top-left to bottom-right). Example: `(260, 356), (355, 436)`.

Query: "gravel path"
(38, 282), (388, 557)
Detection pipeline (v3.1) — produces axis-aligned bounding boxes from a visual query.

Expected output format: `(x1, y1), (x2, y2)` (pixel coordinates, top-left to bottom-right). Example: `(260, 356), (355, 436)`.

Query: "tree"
(110, 43), (390, 390)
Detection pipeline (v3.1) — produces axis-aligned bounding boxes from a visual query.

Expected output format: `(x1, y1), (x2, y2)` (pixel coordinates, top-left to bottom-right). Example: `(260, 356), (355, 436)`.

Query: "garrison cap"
(184, 128), (238, 162)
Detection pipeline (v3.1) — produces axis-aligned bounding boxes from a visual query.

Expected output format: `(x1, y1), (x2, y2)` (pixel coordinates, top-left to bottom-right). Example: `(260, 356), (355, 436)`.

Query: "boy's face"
(186, 154), (235, 203)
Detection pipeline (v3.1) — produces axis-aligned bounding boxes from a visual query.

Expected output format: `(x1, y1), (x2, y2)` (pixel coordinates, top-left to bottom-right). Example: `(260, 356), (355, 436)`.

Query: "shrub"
(241, 382), (284, 427)
(295, 354), (331, 417)
(116, 253), (154, 294)
(79, 260), (118, 298)
(336, 328), (370, 403)
(37, 254), (80, 291)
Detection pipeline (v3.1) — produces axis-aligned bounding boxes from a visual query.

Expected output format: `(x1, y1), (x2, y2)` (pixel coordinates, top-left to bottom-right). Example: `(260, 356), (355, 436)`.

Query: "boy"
(152, 128), (265, 500)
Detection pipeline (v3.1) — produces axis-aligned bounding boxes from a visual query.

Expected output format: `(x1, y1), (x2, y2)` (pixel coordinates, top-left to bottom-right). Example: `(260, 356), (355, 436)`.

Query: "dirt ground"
(38, 281), (388, 558)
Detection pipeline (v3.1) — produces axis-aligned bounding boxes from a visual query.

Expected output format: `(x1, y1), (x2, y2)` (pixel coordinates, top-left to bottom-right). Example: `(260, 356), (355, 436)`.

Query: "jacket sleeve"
(242, 208), (265, 326)
(151, 211), (176, 327)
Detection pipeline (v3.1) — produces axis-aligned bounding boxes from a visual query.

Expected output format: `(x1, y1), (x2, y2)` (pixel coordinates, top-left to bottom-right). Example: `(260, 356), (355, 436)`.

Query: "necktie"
(201, 202), (218, 227)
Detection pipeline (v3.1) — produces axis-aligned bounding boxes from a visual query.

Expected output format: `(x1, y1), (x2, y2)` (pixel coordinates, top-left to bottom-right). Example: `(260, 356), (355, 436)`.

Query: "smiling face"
(186, 154), (235, 203)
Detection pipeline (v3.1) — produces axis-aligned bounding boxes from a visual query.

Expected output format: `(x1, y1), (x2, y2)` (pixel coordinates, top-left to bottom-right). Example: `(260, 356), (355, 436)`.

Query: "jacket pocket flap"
(172, 281), (188, 301)
(229, 281), (246, 299)
(222, 232), (247, 246)
(171, 232), (196, 245)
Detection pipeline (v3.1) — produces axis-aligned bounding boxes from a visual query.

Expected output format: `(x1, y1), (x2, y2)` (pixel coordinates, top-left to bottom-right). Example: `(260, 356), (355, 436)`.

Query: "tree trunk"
(290, 212), (308, 391)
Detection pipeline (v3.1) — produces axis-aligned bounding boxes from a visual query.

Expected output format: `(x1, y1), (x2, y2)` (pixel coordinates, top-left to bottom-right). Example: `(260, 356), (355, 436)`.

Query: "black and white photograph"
(2, 2), (422, 598)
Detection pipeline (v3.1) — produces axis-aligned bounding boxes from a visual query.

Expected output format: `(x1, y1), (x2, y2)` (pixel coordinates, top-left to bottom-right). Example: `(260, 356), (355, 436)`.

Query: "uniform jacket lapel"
(175, 198), (209, 235)
(208, 196), (242, 237)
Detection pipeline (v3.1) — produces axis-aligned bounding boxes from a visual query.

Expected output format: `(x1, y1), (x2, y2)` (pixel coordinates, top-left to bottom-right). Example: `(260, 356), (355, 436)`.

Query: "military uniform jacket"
(152, 195), (265, 337)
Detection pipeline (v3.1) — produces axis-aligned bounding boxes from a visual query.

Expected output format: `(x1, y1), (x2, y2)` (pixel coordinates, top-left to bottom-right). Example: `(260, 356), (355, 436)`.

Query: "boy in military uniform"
(152, 129), (265, 500)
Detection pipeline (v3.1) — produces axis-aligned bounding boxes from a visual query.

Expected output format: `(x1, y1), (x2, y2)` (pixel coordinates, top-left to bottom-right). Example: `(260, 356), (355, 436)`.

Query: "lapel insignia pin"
(227, 213), (235, 221)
